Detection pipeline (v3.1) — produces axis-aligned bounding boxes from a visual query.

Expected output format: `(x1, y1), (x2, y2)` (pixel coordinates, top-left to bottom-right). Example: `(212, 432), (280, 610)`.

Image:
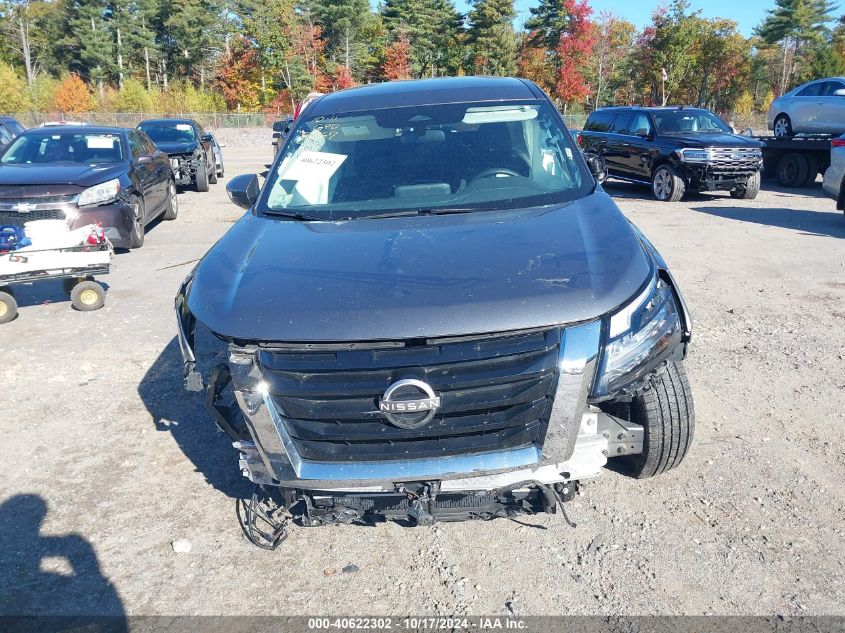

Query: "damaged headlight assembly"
(592, 276), (683, 398)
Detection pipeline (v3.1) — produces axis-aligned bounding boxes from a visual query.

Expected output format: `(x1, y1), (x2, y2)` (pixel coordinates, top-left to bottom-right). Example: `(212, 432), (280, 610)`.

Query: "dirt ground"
(1, 133), (844, 618)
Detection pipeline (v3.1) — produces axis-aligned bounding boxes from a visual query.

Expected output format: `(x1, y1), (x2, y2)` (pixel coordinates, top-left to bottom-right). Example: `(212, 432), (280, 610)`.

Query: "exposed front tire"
(773, 114), (793, 138)
(195, 158), (210, 192)
(652, 165), (686, 202)
(614, 362), (695, 479)
(129, 196), (145, 249)
(0, 290), (18, 324)
(730, 171), (761, 199)
(71, 280), (105, 311)
(162, 180), (179, 221)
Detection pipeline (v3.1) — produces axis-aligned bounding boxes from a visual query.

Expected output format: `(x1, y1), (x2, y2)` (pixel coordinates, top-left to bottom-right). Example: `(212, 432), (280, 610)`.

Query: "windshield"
(652, 110), (732, 135)
(138, 123), (196, 144)
(261, 101), (591, 220)
(0, 132), (124, 164)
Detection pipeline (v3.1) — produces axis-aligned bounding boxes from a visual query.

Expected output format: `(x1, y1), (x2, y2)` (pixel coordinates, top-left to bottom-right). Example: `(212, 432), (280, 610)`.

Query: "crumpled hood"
(662, 133), (763, 148)
(187, 191), (653, 342)
(0, 163), (125, 187)
(154, 141), (199, 155)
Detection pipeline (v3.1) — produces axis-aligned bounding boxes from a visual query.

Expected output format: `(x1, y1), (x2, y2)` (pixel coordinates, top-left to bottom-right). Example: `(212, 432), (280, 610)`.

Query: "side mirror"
(201, 134), (213, 143)
(834, 88), (845, 97)
(584, 153), (607, 183)
(227, 174), (260, 209)
(272, 121), (286, 132)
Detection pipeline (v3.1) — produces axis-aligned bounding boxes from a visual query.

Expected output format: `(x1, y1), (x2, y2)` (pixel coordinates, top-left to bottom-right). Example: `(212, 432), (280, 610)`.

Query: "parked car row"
(0, 118), (222, 250)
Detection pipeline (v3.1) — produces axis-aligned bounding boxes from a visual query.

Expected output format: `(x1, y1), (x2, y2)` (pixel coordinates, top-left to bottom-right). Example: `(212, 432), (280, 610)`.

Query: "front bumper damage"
(174, 256), (690, 540)
(169, 153), (203, 186)
(176, 279), (646, 531)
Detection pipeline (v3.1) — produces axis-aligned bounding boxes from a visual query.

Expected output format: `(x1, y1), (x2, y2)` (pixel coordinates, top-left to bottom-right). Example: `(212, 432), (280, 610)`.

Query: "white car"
(822, 134), (845, 215)
(767, 77), (845, 137)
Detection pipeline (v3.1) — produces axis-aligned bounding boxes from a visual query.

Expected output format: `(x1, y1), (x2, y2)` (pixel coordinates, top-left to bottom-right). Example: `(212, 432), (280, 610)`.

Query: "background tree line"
(1, 0), (843, 116)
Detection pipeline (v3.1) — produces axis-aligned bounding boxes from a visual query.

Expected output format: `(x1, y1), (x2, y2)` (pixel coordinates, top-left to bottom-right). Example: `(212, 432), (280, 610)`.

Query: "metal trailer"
(755, 135), (834, 188)
(0, 242), (111, 323)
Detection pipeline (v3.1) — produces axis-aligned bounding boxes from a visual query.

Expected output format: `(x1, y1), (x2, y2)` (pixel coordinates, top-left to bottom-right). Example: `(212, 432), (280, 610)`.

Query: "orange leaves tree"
(554, 0), (595, 106)
(520, 0), (595, 108)
(383, 33), (412, 80)
(52, 74), (93, 114)
(216, 36), (262, 111)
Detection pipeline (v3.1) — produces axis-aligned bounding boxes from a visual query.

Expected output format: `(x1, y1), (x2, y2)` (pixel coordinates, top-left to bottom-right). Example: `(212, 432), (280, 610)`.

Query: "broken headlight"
(593, 277), (682, 397)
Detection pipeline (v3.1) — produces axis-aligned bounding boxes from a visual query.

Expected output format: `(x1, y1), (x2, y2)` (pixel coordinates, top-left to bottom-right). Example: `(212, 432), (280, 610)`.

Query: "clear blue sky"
(370, 0), (778, 36)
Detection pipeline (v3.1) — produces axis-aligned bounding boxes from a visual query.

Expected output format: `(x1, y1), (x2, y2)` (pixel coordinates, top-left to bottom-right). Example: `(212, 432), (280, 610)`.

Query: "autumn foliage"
(216, 36), (261, 111)
(383, 34), (412, 81)
(332, 65), (355, 90)
(51, 74), (93, 114)
(554, 0), (596, 104)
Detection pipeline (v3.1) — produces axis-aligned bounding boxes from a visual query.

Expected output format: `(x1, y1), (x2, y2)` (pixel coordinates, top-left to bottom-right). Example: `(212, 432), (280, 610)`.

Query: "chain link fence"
(3, 110), (769, 134)
(3, 112), (277, 130)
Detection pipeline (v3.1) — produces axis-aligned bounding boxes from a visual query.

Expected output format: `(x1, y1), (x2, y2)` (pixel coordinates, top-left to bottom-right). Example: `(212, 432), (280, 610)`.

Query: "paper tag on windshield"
(87, 136), (115, 149)
(276, 150), (347, 205)
(280, 151), (346, 181)
(176, 124), (192, 131)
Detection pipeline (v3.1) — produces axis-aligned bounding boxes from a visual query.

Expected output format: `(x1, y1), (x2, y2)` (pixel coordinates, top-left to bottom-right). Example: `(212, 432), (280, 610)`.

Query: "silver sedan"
(767, 77), (845, 137)
(822, 134), (845, 214)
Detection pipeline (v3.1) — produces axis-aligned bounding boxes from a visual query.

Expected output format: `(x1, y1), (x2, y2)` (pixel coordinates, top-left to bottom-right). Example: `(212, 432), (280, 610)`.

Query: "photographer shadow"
(0, 494), (126, 632)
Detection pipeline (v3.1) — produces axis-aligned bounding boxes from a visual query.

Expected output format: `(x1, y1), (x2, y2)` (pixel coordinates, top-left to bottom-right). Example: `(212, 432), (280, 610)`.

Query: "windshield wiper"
(263, 209), (321, 221)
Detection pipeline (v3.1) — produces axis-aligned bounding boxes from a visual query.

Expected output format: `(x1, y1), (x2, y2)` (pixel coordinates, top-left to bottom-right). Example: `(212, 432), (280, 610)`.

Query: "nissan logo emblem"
(378, 378), (441, 429)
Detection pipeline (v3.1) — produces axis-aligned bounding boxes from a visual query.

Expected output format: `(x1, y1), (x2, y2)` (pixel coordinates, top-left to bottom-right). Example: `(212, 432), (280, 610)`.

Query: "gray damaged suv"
(176, 77), (694, 548)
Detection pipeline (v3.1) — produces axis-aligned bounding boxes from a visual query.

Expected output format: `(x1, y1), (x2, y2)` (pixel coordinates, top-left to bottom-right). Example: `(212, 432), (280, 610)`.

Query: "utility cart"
(0, 234), (112, 324)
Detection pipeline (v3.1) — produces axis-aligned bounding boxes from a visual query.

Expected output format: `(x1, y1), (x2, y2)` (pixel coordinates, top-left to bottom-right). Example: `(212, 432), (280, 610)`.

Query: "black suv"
(176, 78), (694, 547)
(578, 106), (763, 201)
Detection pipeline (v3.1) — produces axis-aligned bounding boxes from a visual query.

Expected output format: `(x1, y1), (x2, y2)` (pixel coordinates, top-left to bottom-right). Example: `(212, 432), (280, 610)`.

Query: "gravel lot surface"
(1, 136), (844, 618)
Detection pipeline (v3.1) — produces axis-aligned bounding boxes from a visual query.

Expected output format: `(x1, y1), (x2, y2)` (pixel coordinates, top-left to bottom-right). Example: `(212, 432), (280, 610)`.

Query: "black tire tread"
(730, 171), (761, 199)
(652, 165), (686, 202)
(162, 181), (178, 221)
(195, 159), (210, 192)
(622, 361), (695, 478)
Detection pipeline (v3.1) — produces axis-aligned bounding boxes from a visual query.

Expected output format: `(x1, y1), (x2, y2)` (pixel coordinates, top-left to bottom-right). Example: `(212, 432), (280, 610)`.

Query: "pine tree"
(467, 0), (516, 76)
(525, 0), (571, 50)
(755, 0), (837, 92)
(380, 0), (463, 77)
(310, 0), (370, 72)
(67, 0), (115, 95)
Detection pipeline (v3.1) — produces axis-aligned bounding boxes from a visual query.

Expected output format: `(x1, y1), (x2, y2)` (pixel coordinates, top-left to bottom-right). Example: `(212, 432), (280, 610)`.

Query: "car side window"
(610, 113), (632, 135)
(585, 111), (614, 132)
(796, 82), (822, 97)
(138, 132), (157, 155)
(629, 113), (652, 137)
(822, 81), (845, 96)
(0, 125), (11, 147)
(127, 131), (144, 160)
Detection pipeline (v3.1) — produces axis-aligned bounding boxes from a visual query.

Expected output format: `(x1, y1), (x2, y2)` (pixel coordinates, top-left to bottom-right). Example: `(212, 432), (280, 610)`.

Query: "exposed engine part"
(169, 154), (203, 186)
